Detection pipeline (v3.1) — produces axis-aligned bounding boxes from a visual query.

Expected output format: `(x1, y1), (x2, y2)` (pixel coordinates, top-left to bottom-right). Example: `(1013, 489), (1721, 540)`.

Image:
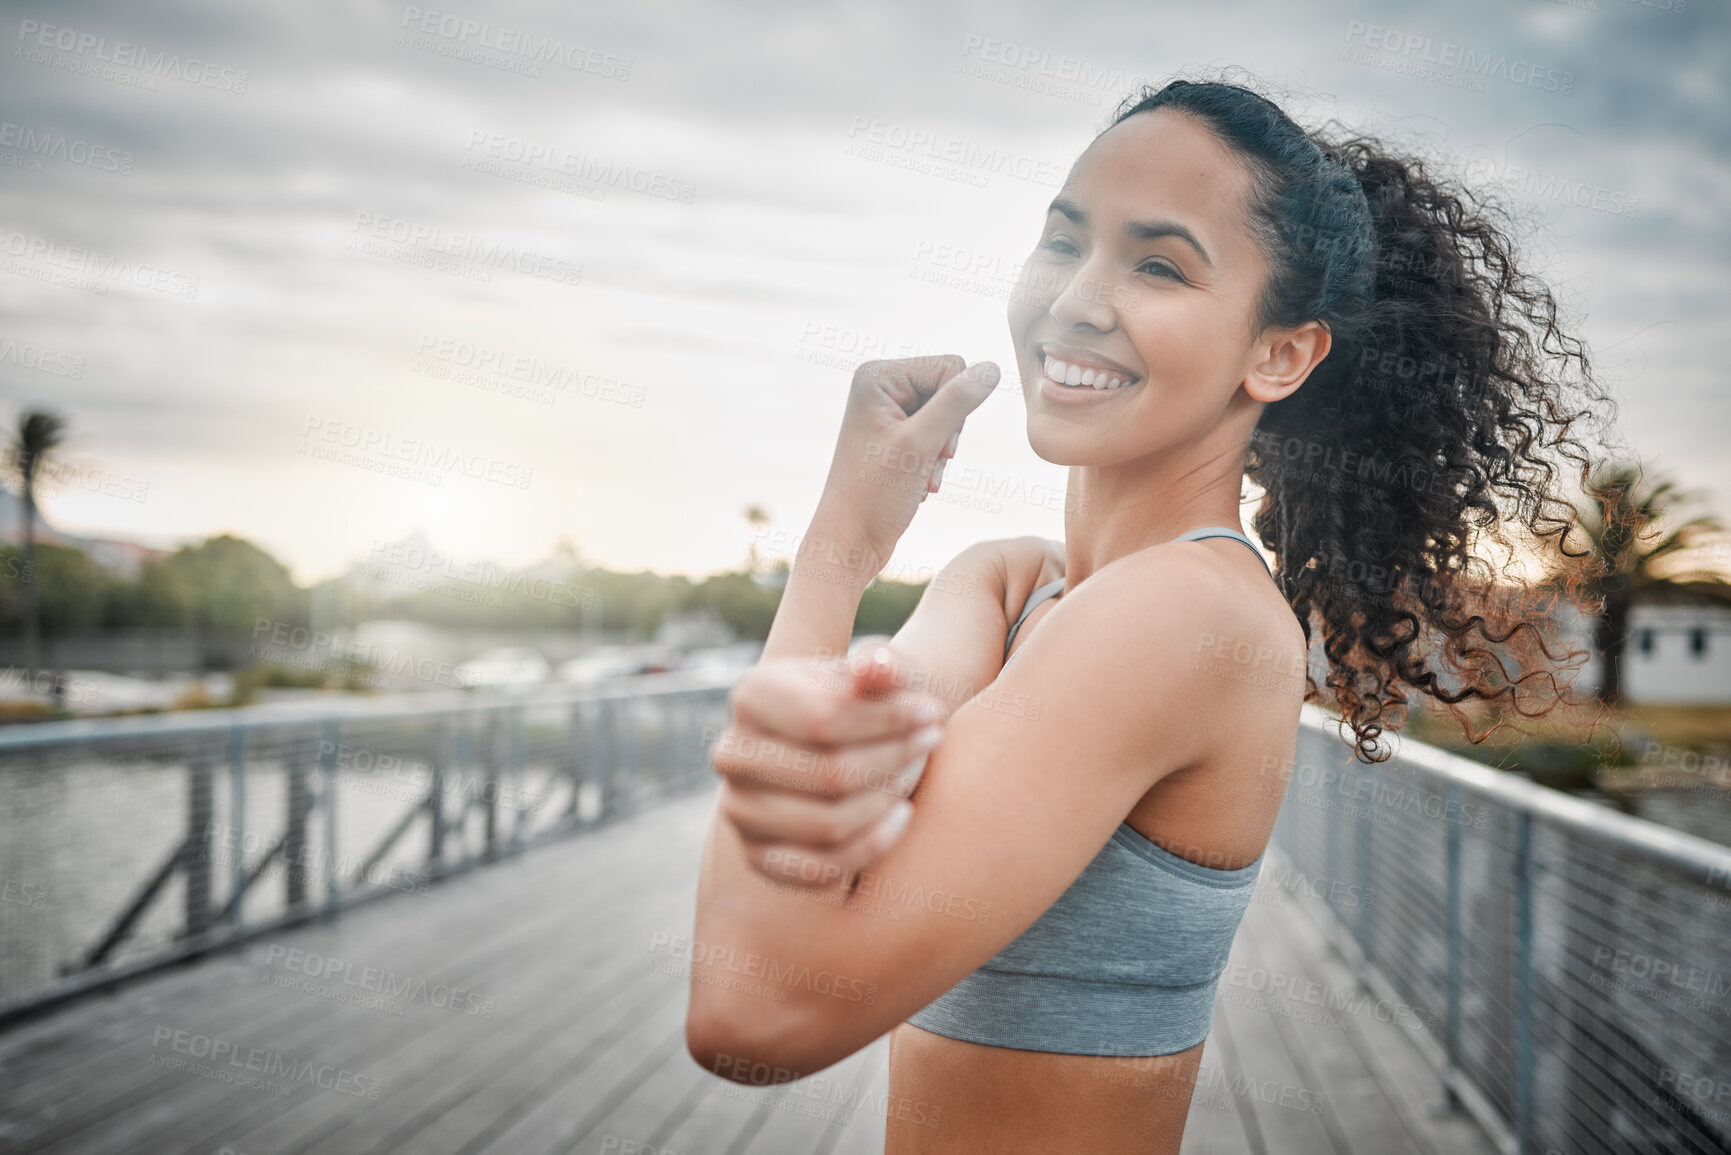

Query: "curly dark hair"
(1108, 75), (1620, 762)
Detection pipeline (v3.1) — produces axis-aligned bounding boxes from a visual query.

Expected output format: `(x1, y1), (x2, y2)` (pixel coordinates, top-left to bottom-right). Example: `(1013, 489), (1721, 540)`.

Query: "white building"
(1567, 588), (1731, 706)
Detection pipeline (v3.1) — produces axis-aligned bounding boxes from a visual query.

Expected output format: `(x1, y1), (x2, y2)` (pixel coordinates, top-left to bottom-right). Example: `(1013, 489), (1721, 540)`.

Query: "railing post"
(428, 715), (446, 870)
(321, 720), (339, 917)
(227, 725), (247, 943)
(622, 694), (641, 815)
(284, 739), (310, 909)
(1356, 766), (1374, 964)
(457, 709), (474, 869)
(594, 696), (615, 822)
(1445, 783), (1463, 1104)
(684, 690), (701, 788)
(566, 701), (585, 821)
(482, 710), (500, 863)
(184, 749), (214, 936)
(508, 703), (526, 852)
(1514, 808), (1535, 1155)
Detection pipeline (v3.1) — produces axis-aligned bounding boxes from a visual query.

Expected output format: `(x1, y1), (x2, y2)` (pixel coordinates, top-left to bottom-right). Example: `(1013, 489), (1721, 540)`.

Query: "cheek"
(1133, 296), (1238, 375)
(1006, 265), (1050, 339)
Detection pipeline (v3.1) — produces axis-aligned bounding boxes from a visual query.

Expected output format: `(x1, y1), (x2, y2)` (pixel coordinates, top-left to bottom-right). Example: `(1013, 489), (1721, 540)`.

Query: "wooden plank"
(466, 989), (693, 1154)
(209, 891), (695, 1155)
(106, 799), (712, 1155)
(14, 868), (650, 1152)
(733, 1038), (876, 1153)
(823, 1037), (891, 1155)
(1230, 889), (1416, 1154)
(1264, 855), (1501, 1155)
(1210, 916), (1342, 1154)
(1179, 1024), (1257, 1154)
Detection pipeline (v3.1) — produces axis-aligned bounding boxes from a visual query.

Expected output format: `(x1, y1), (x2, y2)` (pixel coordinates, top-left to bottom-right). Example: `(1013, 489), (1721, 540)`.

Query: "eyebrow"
(1048, 196), (1215, 270)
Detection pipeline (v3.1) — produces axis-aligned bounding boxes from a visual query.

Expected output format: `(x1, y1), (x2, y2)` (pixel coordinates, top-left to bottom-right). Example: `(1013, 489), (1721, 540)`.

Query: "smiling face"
(1008, 108), (1279, 466)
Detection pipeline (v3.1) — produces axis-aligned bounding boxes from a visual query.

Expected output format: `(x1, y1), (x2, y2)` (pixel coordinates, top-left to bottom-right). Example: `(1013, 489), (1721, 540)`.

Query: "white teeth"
(1043, 354), (1135, 390)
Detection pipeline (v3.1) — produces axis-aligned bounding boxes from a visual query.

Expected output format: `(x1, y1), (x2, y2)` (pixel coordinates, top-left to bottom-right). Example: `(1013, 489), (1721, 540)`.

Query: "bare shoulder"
(1107, 537), (1304, 664)
(1013, 538), (1304, 706)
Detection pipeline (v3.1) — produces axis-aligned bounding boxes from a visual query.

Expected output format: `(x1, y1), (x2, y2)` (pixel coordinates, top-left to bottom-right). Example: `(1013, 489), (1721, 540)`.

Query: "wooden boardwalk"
(0, 787), (1497, 1155)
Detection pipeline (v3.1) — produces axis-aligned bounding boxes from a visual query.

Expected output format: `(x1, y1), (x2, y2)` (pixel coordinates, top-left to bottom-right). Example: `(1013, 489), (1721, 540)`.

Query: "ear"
(1243, 320), (1332, 404)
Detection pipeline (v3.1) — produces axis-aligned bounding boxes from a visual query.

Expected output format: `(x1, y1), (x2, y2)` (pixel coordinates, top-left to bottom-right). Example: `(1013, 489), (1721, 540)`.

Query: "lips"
(1037, 343), (1141, 391)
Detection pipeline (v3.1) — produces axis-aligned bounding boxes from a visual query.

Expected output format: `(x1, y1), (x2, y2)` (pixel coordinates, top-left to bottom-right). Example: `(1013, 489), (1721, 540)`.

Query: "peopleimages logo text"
(1343, 22), (1574, 93)
(16, 20), (249, 92)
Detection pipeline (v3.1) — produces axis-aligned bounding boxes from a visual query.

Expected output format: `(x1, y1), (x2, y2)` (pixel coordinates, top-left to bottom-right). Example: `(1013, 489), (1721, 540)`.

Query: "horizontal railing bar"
(0, 670), (737, 751)
(1299, 705), (1731, 888)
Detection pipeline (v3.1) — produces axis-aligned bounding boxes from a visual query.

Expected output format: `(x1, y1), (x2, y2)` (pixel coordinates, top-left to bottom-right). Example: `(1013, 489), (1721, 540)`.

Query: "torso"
(885, 534), (1303, 1155)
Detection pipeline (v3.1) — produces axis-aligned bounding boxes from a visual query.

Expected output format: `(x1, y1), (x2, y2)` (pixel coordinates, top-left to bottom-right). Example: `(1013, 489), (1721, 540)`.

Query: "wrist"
(804, 498), (893, 578)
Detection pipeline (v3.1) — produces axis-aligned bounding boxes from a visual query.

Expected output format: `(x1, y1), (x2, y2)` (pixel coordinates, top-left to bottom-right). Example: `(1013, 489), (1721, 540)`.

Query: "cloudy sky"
(2, 0), (1725, 584)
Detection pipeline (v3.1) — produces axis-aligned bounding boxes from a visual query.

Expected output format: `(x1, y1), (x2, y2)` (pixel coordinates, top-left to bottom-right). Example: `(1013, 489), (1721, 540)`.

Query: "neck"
(1060, 427), (1252, 590)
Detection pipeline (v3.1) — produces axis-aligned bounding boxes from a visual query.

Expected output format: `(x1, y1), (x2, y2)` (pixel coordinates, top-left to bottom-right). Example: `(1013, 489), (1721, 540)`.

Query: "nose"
(1047, 260), (1117, 333)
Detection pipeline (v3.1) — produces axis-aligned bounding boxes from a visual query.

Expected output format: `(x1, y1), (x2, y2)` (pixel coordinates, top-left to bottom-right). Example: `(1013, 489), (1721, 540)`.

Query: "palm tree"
(1572, 461), (1727, 703)
(742, 504), (771, 574)
(10, 409), (68, 679)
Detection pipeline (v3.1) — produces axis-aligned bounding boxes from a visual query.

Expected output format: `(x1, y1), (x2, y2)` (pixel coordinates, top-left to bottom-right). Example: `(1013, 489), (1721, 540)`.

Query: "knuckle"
(806, 699), (842, 745)
(852, 359), (887, 384)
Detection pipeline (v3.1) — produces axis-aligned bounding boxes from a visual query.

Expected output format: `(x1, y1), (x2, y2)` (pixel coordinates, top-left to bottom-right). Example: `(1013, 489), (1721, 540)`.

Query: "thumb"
(849, 643), (907, 701)
(905, 361), (999, 445)
(850, 644), (946, 724)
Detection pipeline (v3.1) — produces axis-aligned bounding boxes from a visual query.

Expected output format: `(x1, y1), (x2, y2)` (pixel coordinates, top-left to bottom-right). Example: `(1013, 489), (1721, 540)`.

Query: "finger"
(744, 801), (914, 888)
(731, 659), (943, 747)
(856, 355), (967, 415)
(946, 430), (960, 458)
(904, 361), (999, 443)
(848, 645), (946, 719)
(722, 777), (901, 845)
(848, 644), (908, 699)
(713, 718), (943, 798)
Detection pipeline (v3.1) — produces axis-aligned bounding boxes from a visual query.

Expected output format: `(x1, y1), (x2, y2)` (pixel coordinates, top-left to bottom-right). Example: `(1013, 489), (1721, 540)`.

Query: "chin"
(1025, 419), (1116, 468)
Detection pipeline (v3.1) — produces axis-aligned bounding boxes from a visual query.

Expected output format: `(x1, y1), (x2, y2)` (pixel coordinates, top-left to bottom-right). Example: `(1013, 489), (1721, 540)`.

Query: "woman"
(687, 76), (1609, 1153)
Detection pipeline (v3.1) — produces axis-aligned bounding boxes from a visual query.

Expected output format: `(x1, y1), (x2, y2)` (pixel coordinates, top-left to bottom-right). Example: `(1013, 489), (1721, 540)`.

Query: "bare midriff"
(885, 1022), (1205, 1154)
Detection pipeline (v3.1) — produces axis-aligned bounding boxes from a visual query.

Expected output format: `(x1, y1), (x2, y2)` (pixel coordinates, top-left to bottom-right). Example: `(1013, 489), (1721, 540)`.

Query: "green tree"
(144, 535), (309, 635)
(0, 543), (109, 636)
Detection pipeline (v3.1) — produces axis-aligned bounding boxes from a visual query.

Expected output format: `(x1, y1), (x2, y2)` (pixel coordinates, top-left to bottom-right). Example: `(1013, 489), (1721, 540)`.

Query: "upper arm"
(875, 536), (1058, 717)
(687, 549), (1235, 1078)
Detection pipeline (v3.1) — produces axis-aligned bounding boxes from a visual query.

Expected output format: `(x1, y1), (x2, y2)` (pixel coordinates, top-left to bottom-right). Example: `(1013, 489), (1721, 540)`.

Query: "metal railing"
(0, 671), (737, 1024)
(1272, 704), (1731, 1155)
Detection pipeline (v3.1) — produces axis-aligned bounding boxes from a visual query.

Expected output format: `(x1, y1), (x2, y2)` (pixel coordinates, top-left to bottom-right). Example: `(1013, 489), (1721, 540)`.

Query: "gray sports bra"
(906, 527), (1275, 1056)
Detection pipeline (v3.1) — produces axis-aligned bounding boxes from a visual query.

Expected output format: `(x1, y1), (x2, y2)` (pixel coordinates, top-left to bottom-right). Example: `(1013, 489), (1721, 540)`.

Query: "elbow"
(684, 998), (824, 1085)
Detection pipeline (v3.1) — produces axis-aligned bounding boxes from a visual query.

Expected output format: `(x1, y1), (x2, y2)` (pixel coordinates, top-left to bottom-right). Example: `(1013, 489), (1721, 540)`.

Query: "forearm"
(760, 499), (892, 664)
(687, 800), (880, 1076)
